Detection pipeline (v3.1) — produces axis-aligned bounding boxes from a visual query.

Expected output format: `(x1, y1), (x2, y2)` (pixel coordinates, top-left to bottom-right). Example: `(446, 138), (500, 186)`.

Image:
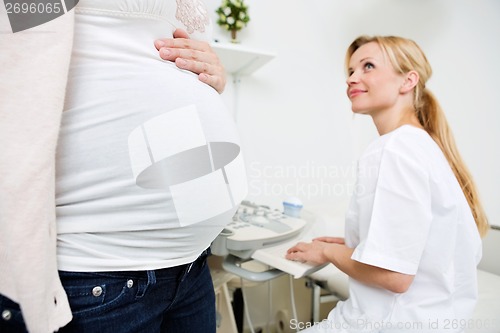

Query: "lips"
(349, 89), (366, 98)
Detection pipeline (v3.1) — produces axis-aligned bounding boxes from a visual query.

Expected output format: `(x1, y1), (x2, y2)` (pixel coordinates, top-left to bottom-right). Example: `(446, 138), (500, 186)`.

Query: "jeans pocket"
(61, 273), (134, 319)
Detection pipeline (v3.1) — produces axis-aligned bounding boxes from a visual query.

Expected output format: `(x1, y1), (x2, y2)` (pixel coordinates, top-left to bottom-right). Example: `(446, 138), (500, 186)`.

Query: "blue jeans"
(0, 250), (215, 333)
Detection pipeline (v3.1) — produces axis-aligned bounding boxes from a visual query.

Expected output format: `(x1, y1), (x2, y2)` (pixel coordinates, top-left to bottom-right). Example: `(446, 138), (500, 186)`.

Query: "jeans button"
(1, 309), (12, 321)
(127, 279), (134, 288)
(92, 286), (103, 297)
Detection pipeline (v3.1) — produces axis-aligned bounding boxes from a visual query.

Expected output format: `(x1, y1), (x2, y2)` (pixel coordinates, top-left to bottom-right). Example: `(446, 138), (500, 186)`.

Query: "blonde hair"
(346, 35), (489, 237)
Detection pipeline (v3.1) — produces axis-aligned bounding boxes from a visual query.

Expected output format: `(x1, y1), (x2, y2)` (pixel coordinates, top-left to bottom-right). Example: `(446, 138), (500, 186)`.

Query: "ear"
(400, 70), (419, 94)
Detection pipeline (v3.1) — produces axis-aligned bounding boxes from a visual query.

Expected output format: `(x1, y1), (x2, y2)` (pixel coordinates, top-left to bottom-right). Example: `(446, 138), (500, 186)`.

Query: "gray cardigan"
(0, 8), (75, 333)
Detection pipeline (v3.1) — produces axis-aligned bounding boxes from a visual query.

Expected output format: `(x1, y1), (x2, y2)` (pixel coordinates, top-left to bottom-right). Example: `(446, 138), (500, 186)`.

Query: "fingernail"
(156, 40), (165, 47)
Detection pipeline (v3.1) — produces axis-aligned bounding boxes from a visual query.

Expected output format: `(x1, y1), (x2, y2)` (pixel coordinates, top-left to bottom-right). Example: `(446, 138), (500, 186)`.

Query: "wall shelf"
(211, 42), (275, 121)
(211, 42), (276, 76)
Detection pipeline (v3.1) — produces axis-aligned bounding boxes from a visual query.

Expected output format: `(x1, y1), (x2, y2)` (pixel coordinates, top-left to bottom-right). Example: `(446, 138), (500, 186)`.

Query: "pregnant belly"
(58, 52), (247, 230)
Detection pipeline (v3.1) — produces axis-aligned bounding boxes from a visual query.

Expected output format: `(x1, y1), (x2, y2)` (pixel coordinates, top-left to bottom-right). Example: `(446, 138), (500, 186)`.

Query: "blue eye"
(364, 62), (374, 70)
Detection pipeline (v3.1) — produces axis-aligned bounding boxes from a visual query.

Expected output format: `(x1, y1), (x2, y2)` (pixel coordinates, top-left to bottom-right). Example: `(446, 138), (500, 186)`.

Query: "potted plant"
(215, 0), (250, 43)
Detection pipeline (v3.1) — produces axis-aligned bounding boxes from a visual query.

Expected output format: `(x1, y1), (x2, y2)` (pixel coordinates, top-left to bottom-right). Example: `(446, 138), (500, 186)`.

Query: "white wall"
(206, 0), (500, 329)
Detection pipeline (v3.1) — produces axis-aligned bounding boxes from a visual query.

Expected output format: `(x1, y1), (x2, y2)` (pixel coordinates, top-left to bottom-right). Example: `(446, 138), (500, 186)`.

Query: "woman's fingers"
(154, 31), (226, 93)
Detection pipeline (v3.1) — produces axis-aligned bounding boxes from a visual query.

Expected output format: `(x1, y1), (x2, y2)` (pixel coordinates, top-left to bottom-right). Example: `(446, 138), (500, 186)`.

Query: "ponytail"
(417, 89), (489, 237)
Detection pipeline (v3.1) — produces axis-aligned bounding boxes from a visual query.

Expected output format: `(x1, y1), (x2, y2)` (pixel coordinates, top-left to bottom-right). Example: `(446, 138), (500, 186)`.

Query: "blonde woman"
(287, 35), (488, 332)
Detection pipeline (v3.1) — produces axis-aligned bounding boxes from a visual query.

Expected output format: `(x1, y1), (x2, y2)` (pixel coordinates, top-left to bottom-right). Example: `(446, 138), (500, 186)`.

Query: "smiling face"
(346, 42), (406, 117)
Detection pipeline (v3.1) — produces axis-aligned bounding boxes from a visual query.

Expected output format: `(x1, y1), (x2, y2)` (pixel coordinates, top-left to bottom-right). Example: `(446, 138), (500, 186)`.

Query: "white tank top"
(56, 0), (247, 271)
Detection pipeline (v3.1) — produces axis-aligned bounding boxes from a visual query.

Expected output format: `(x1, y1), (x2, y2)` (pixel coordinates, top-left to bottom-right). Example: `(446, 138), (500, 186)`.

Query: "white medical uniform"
(55, 0), (248, 272)
(304, 125), (482, 333)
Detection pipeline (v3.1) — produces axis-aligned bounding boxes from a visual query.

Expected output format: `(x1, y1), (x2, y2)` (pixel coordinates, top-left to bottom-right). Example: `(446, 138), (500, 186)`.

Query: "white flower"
(216, 0), (249, 31)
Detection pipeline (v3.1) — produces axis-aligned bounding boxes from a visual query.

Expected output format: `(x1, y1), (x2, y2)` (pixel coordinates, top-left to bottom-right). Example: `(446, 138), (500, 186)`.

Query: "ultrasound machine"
(211, 200), (326, 281)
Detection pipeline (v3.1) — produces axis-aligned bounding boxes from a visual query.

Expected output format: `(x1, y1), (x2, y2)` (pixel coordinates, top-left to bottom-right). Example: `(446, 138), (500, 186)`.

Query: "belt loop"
(147, 270), (157, 286)
(136, 270), (156, 298)
(200, 248), (209, 268)
(186, 262), (194, 274)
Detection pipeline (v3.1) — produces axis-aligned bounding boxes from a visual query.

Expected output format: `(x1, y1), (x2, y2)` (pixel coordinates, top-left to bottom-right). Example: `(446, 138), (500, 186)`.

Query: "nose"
(346, 71), (359, 86)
